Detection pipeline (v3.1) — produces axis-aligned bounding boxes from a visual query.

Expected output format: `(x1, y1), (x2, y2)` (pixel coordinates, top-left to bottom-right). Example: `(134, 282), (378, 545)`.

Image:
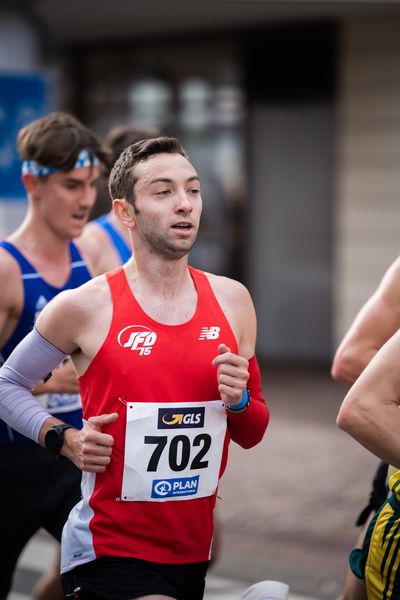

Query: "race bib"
(121, 401), (227, 502)
(36, 392), (81, 414)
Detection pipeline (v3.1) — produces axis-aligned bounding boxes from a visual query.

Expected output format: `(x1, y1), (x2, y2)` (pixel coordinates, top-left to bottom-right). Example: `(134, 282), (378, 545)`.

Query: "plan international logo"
(151, 476), (199, 499)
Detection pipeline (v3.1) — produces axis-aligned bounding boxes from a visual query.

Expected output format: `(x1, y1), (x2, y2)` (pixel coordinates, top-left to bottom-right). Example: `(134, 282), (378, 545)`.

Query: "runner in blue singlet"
(0, 111), (107, 600)
(0, 240), (91, 442)
(94, 214), (131, 264)
(77, 124), (159, 274)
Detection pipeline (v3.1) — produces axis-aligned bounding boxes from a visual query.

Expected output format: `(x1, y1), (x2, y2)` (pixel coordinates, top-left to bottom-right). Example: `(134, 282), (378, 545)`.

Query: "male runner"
(0, 136), (269, 600)
(0, 111), (107, 600)
(331, 254), (400, 600)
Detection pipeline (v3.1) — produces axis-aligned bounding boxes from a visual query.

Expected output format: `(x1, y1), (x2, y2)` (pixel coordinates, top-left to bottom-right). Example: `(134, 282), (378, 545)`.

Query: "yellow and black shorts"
(350, 471), (400, 600)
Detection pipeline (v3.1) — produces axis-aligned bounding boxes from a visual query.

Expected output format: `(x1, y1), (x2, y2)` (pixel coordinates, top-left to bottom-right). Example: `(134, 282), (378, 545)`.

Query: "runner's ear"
(22, 173), (41, 197)
(113, 198), (135, 225)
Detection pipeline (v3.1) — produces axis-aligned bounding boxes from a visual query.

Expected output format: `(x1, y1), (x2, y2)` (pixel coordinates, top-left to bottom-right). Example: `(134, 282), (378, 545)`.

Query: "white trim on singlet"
(21, 273), (42, 280)
(61, 468), (96, 573)
(71, 260), (87, 268)
(21, 261), (87, 280)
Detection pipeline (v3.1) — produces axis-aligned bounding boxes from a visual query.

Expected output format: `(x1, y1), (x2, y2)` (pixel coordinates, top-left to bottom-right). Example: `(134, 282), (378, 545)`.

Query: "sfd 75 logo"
(117, 325), (157, 356)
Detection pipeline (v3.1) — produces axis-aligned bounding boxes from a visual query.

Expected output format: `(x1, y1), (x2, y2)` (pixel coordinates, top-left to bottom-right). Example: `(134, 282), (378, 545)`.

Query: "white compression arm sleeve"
(0, 328), (68, 442)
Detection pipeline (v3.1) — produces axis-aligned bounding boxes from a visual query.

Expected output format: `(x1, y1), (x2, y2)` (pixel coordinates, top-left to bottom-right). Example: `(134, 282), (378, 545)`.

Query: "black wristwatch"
(44, 424), (74, 456)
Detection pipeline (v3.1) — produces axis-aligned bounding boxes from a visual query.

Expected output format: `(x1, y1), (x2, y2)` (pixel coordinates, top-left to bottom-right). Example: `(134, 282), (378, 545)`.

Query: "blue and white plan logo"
(151, 476), (199, 499)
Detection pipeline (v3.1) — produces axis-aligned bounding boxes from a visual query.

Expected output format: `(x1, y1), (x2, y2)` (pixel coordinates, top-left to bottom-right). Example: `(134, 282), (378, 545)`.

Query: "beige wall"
(334, 15), (400, 347)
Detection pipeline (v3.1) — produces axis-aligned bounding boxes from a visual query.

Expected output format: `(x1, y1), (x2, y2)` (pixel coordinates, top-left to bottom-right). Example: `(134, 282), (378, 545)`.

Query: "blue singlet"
(95, 214), (131, 264)
(0, 241), (91, 446)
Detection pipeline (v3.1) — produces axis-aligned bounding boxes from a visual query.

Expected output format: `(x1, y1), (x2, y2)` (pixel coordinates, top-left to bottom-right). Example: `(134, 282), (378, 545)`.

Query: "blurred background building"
(1, 0), (400, 366)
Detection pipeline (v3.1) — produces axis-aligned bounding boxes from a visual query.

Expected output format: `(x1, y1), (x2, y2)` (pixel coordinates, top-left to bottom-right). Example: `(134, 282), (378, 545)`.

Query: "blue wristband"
(226, 388), (249, 413)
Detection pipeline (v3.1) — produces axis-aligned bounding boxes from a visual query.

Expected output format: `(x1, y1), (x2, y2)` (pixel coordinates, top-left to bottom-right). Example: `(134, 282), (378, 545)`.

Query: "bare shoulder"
(77, 219), (105, 246)
(38, 274), (110, 320)
(36, 275), (110, 353)
(0, 245), (22, 279)
(76, 219), (121, 275)
(75, 220), (105, 263)
(203, 272), (256, 356)
(205, 272), (253, 305)
(0, 246), (23, 307)
(0, 247), (25, 343)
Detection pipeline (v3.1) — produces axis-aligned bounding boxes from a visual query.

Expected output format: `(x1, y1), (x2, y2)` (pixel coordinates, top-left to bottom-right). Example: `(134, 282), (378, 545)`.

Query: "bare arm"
(337, 328), (400, 469)
(332, 256), (400, 384)
(0, 285), (116, 471)
(0, 249), (79, 395)
(37, 293), (117, 469)
(0, 249), (24, 354)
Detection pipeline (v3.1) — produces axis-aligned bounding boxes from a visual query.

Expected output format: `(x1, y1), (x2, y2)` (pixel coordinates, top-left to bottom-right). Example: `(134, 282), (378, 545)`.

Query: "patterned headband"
(22, 149), (100, 176)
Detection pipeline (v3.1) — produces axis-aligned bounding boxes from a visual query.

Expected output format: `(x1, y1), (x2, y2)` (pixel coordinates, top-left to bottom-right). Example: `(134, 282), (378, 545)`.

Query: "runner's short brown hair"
(108, 137), (187, 205)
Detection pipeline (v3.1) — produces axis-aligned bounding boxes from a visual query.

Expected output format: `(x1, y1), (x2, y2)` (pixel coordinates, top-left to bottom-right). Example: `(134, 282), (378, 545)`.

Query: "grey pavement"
(9, 530), (313, 599)
(10, 366), (376, 599)
(9, 531), (314, 600)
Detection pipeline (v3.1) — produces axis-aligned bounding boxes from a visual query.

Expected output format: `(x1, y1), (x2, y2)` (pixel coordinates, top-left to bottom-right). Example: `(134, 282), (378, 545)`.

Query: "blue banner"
(0, 73), (49, 199)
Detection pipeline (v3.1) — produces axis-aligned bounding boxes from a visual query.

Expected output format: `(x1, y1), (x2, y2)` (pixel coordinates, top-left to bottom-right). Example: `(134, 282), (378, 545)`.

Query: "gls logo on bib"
(158, 406), (205, 429)
(118, 325), (157, 356)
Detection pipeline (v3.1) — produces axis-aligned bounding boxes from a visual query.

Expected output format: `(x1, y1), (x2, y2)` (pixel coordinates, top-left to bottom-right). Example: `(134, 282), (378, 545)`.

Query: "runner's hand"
(212, 343), (249, 407)
(62, 413), (118, 472)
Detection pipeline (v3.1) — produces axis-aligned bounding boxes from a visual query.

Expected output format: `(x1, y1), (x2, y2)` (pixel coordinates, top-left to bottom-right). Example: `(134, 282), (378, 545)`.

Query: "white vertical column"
(333, 16), (400, 346)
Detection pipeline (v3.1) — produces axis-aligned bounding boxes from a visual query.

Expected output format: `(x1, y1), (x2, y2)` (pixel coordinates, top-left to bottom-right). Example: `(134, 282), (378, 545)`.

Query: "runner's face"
(34, 166), (100, 239)
(132, 153), (202, 260)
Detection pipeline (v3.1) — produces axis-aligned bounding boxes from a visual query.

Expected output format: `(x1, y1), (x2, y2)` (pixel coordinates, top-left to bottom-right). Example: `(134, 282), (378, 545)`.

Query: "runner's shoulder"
(204, 271), (253, 305)
(0, 244), (23, 279)
(36, 274), (109, 324)
(0, 245), (24, 308)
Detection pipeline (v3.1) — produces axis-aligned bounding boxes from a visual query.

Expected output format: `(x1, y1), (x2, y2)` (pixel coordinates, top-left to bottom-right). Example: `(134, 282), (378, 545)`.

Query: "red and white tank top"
(61, 265), (237, 573)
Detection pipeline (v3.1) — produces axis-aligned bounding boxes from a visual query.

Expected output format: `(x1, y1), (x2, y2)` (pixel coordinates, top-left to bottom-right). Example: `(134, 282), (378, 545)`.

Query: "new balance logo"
(117, 325), (157, 356)
(198, 326), (220, 340)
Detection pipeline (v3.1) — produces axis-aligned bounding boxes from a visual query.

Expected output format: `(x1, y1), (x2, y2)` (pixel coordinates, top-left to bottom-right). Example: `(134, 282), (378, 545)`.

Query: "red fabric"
(227, 355), (270, 448)
(78, 266), (269, 564)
